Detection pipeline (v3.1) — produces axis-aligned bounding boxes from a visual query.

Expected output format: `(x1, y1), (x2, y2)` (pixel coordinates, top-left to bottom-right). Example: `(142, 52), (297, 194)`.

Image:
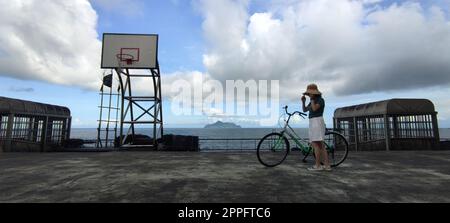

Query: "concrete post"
(333, 118), (337, 131)
(41, 117), (48, 152)
(353, 117), (359, 152)
(27, 117), (34, 141)
(66, 117), (72, 141)
(32, 119), (40, 142)
(5, 114), (14, 152)
(432, 113), (440, 150)
(393, 116), (398, 138)
(384, 115), (391, 151)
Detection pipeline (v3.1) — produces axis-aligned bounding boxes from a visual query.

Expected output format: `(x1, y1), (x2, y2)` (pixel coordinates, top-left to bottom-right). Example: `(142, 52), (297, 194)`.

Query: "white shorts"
(309, 117), (326, 143)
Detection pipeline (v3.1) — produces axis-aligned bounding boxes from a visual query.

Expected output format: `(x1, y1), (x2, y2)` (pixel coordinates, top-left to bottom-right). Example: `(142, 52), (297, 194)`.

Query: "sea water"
(70, 128), (450, 150)
(71, 128), (450, 140)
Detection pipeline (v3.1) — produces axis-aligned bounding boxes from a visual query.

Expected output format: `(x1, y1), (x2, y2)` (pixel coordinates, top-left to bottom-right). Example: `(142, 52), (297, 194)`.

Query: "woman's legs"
(313, 141), (331, 168)
(312, 142), (322, 168)
(320, 141), (331, 168)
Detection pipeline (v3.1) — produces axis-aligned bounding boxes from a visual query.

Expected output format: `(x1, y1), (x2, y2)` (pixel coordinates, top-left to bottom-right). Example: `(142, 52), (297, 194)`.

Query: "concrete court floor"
(0, 150), (450, 203)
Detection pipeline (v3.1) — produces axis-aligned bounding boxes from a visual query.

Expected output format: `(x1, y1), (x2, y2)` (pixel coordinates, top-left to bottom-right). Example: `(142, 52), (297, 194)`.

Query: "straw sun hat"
(303, 84), (322, 96)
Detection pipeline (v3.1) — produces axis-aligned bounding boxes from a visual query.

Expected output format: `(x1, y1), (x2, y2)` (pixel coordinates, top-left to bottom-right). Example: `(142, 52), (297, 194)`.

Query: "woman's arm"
(302, 103), (308, 113)
(301, 96), (308, 112)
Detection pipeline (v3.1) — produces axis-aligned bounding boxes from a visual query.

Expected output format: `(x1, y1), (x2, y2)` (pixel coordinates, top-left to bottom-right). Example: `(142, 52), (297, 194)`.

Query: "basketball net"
(116, 53), (135, 73)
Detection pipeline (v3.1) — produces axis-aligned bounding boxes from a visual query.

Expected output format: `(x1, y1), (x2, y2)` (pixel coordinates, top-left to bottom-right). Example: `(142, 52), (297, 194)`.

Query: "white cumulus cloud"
(198, 0), (450, 98)
(0, 0), (102, 90)
(89, 0), (144, 17)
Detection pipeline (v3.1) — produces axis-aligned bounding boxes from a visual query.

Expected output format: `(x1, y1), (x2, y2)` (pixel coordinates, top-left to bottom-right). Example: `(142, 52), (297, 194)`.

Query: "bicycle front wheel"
(257, 133), (290, 167)
(324, 131), (349, 167)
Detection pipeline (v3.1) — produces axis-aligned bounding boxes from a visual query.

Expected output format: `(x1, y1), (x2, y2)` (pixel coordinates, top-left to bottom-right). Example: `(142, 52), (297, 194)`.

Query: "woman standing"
(301, 84), (331, 171)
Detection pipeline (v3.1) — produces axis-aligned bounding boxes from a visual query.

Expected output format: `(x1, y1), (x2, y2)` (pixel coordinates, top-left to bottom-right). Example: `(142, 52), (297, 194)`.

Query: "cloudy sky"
(0, 0), (449, 128)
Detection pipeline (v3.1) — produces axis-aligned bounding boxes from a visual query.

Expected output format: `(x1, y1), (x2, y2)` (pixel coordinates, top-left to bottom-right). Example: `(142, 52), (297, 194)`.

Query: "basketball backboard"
(101, 33), (158, 69)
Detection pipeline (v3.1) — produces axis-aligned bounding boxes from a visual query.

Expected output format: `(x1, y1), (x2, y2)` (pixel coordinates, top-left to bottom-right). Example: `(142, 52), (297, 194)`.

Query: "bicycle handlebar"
(283, 106), (307, 119)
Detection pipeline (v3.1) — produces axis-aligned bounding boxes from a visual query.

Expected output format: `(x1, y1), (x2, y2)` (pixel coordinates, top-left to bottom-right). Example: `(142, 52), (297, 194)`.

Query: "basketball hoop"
(116, 53), (135, 65)
(100, 34), (162, 148)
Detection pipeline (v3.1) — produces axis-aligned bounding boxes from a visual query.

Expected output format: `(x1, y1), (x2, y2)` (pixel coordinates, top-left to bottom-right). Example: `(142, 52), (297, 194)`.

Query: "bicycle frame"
(280, 118), (311, 152)
(257, 106), (349, 168)
(276, 106), (333, 155)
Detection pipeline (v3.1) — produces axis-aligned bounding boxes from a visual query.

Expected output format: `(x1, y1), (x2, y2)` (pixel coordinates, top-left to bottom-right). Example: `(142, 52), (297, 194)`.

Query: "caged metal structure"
(0, 97), (71, 152)
(334, 99), (440, 151)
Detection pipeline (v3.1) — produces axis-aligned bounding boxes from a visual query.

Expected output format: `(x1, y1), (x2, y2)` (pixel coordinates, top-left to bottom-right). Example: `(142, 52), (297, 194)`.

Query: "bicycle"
(257, 106), (349, 168)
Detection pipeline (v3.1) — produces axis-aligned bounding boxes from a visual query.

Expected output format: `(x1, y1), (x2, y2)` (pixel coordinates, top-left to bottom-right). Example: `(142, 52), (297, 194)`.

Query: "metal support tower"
(115, 62), (164, 149)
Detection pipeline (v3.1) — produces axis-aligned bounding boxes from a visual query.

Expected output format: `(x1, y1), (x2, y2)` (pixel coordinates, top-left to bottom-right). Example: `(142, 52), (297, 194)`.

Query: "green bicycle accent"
(273, 138), (285, 151)
(257, 106), (349, 168)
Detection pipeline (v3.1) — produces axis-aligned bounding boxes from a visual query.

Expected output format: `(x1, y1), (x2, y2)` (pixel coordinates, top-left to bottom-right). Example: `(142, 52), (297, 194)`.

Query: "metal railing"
(78, 137), (450, 151)
(199, 138), (310, 152)
(199, 138), (260, 151)
(78, 138), (263, 151)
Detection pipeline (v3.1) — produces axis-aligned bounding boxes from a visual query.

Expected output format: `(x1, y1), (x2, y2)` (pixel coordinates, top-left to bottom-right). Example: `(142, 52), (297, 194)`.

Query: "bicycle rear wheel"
(257, 133), (290, 167)
(324, 131), (349, 167)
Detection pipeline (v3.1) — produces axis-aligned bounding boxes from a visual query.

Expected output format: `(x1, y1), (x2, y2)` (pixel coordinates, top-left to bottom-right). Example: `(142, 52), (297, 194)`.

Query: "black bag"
(160, 135), (199, 152)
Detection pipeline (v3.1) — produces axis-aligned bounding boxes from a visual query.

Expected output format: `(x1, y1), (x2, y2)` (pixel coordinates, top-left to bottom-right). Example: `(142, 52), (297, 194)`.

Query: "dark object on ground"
(114, 134), (155, 147)
(62, 139), (85, 149)
(441, 140), (450, 150)
(159, 135), (199, 152)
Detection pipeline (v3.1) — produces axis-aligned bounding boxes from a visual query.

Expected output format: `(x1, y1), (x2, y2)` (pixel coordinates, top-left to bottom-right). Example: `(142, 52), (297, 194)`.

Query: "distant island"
(204, 121), (242, 129)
